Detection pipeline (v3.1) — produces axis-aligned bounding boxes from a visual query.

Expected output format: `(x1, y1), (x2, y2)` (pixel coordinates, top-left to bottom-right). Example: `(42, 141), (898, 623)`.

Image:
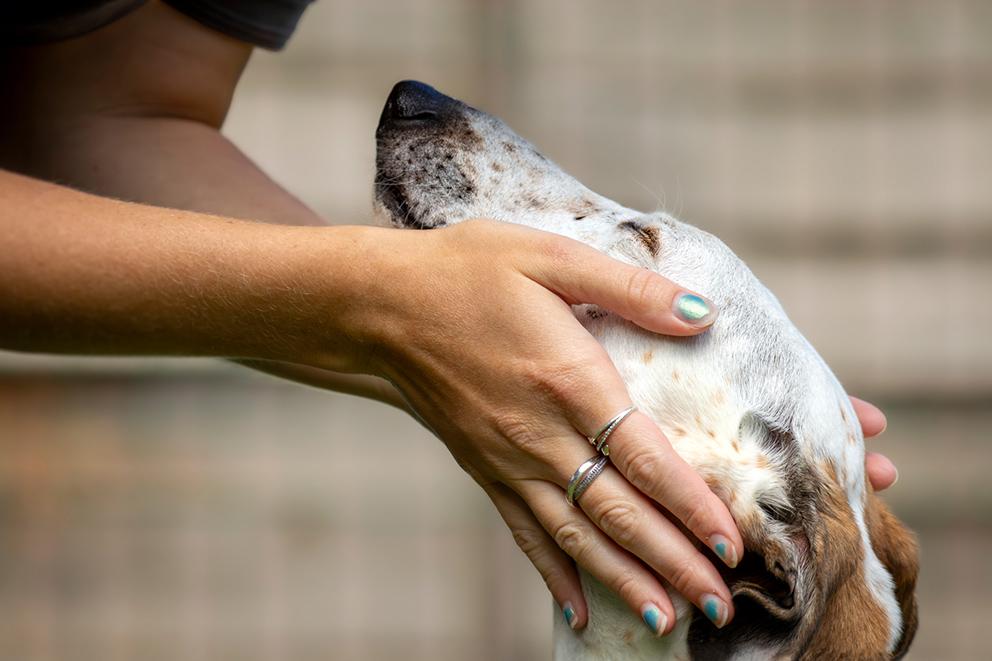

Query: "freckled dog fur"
(374, 81), (918, 660)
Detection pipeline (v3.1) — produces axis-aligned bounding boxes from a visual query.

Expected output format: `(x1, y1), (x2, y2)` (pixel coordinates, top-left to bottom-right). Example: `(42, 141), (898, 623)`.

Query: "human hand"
(852, 397), (898, 490)
(336, 219), (741, 635)
(239, 220), (897, 635)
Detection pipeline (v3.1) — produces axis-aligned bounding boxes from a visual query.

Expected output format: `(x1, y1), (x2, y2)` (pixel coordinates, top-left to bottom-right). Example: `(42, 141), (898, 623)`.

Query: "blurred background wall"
(2, 1), (990, 659)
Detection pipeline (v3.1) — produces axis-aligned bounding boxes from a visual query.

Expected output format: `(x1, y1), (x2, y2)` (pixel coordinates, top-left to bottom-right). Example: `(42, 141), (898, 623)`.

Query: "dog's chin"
(374, 172), (441, 230)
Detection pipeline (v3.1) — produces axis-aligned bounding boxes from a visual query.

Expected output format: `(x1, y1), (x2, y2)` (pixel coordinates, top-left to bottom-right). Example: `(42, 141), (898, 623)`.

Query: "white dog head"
(374, 81), (918, 660)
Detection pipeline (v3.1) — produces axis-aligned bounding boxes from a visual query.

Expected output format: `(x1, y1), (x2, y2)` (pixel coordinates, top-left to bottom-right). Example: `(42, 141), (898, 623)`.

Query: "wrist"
(250, 223), (409, 374)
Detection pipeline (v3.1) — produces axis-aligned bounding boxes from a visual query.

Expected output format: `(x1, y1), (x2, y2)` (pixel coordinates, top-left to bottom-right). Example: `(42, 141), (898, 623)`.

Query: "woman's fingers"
(565, 464), (735, 628)
(522, 234), (718, 337)
(850, 396), (898, 490)
(589, 411), (743, 572)
(518, 479), (678, 636)
(535, 349), (744, 574)
(866, 452), (899, 491)
(850, 396), (887, 438)
(485, 483), (588, 630)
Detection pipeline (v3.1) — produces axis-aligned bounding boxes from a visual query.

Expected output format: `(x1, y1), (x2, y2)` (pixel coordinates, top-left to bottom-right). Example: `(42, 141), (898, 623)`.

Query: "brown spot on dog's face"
(642, 349), (654, 364)
(568, 197), (600, 221)
(618, 219), (662, 257)
(672, 370), (681, 382)
(523, 194), (546, 210)
(491, 161), (504, 172)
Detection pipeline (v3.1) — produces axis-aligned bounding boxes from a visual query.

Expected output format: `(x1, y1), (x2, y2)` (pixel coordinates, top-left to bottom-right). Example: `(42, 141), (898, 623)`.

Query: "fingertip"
(672, 292), (719, 333)
(561, 599), (585, 630)
(851, 396), (887, 437)
(866, 452), (899, 491)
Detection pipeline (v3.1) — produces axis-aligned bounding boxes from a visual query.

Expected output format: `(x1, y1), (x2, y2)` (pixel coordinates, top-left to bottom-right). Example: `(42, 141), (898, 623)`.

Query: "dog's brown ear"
(866, 492), (920, 659)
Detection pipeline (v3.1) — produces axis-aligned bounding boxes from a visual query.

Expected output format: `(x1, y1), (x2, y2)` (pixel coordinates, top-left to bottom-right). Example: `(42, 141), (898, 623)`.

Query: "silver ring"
(566, 454), (610, 506)
(588, 406), (637, 456)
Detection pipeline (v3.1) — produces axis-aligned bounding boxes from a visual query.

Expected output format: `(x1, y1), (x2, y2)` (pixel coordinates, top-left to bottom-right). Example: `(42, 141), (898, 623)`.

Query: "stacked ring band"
(566, 454), (610, 506)
(588, 405), (637, 456)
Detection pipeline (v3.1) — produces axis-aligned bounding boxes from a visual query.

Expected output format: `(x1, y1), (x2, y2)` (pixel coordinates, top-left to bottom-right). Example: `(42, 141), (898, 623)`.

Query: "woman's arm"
(0, 0), (397, 398)
(0, 169), (373, 364)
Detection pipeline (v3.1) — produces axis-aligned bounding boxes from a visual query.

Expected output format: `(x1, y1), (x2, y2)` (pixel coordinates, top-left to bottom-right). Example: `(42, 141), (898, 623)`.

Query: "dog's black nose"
(379, 80), (457, 125)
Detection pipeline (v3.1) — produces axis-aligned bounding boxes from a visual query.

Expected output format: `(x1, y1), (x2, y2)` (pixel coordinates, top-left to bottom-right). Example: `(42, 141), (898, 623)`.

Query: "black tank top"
(2, 0), (314, 50)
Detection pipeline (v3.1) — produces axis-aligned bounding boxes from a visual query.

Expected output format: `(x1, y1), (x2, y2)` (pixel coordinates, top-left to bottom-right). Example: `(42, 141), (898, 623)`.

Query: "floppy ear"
(866, 492), (920, 659)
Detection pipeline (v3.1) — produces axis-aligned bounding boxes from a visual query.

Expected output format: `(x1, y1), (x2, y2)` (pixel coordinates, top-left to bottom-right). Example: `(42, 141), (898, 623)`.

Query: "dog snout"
(378, 80), (459, 129)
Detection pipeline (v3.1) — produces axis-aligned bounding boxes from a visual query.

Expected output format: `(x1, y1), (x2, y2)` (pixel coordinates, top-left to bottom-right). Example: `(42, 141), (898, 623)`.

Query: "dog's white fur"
(373, 82), (916, 660)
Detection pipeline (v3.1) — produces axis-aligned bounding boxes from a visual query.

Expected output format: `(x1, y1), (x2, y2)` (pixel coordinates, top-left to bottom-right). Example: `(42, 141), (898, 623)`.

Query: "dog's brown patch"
(619, 220), (661, 257)
(799, 464), (915, 659)
(865, 488), (920, 659)
(642, 349), (654, 364)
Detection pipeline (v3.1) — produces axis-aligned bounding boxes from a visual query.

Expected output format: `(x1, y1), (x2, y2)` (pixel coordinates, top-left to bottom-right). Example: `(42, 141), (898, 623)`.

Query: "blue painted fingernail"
(641, 603), (668, 636)
(702, 594), (728, 628)
(710, 534), (739, 568)
(674, 293), (716, 325)
(563, 602), (577, 629)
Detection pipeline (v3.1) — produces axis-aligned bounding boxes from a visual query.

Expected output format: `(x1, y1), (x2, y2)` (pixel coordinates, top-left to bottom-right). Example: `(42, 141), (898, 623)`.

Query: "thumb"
(526, 237), (718, 336)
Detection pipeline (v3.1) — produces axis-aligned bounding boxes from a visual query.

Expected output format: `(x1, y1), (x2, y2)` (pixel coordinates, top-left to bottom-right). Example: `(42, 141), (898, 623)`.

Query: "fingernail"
(710, 534), (739, 569)
(890, 467), (899, 487)
(641, 603), (668, 636)
(702, 594), (728, 628)
(563, 602), (578, 629)
(674, 293), (717, 326)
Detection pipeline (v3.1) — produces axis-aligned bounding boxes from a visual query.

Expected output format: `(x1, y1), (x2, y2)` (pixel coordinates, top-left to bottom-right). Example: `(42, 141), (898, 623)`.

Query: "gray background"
(2, 1), (990, 659)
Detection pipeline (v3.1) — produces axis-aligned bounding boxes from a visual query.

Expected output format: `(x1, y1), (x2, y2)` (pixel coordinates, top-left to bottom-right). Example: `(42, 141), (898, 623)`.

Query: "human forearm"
(4, 113), (326, 229)
(0, 170), (375, 365)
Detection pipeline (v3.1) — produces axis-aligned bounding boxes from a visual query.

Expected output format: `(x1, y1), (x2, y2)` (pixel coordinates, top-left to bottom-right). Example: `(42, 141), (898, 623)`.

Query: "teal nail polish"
(641, 604), (668, 636)
(563, 602), (577, 629)
(675, 293), (714, 324)
(702, 595), (727, 628)
(710, 534), (738, 568)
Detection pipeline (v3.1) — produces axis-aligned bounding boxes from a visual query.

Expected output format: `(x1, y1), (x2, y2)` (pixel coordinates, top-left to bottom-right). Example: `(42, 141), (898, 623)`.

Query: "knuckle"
(553, 521), (590, 561)
(611, 571), (643, 606)
(667, 558), (700, 595)
(493, 410), (545, 457)
(511, 527), (548, 559)
(593, 499), (642, 549)
(624, 267), (665, 311)
(525, 359), (586, 411)
(623, 448), (663, 492)
(679, 492), (715, 534)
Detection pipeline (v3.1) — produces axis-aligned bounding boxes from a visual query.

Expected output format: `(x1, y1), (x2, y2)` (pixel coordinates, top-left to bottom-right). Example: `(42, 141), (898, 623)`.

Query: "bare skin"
(0, 0), (897, 632)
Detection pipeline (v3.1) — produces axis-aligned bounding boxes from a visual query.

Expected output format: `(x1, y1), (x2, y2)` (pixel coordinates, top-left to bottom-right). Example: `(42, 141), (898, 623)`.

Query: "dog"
(372, 80), (918, 660)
